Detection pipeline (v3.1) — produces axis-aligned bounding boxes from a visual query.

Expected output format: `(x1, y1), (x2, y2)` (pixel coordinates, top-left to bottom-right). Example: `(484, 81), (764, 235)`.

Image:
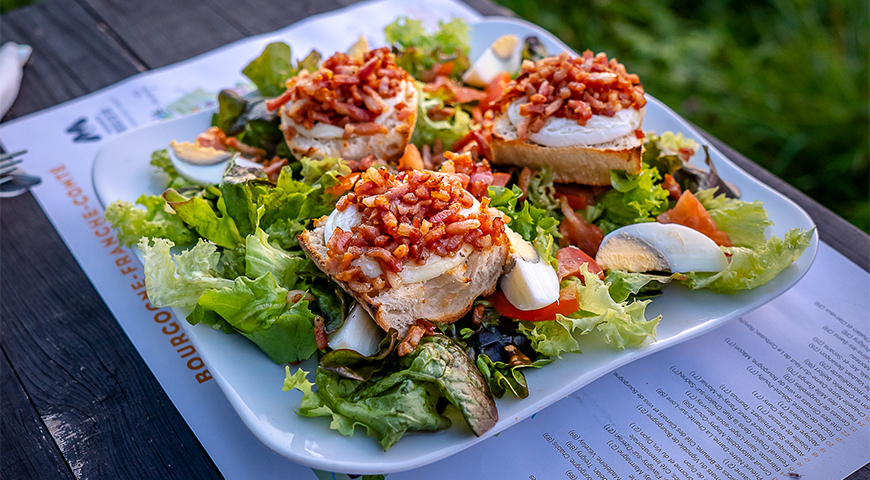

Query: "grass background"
(3, 0), (868, 230)
(494, 0), (869, 231)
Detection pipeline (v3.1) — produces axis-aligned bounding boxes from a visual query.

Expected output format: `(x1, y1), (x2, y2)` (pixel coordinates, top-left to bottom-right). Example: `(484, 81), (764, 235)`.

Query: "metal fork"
(0, 150), (41, 198)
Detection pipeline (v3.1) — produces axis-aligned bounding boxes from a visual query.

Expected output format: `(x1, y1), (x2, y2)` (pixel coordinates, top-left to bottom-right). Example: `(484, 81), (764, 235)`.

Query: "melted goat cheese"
(507, 97), (643, 147)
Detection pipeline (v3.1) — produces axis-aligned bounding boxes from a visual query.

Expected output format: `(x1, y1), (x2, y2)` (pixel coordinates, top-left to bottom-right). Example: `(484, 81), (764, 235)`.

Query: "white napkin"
(0, 42), (32, 118)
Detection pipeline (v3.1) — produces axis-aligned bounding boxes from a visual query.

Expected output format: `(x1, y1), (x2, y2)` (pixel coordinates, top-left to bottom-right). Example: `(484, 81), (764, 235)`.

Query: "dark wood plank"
(0, 350), (74, 480)
(700, 131), (870, 272)
(0, 0), (142, 121)
(0, 193), (223, 480)
(74, 0), (247, 68)
(203, 0), (342, 36)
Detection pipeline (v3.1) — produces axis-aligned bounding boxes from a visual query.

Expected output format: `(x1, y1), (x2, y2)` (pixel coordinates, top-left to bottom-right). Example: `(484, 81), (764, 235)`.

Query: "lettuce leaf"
(149, 149), (200, 190)
(105, 194), (197, 247)
(138, 238), (234, 310)
(682, 228), (814, 293)
(475, 354), (552, 399)
(163, 188), (244, 249)
(594, 165), (670, 234)
(488, 185), (560, 266)
(385, 17), (470, 80)
(242, 42), (294, 97)
(242, 299), (317, 363)
(605, 270), (683, 303)
(695, 188), (772, 249)
(285, 366), (450, 450)
(190, 271), (317, 363)
(518, 265), (660, 357)
(411, 83), (472, 148)
(245, 227), (312, 290)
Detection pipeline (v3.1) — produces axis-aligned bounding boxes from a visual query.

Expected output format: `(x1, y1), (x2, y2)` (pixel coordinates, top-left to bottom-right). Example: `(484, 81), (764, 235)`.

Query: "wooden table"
(1, 0), (867, 478)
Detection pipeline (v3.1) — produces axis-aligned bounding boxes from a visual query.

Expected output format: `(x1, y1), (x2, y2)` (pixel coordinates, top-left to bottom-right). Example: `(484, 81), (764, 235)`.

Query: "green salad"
(105, 17), (813, 450)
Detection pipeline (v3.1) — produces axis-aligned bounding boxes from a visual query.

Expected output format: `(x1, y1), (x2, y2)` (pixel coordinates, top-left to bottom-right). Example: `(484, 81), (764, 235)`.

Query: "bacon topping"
(272, 47), (411, 132)
(492, 51), (645, 140)
(324, 164), (507, 293)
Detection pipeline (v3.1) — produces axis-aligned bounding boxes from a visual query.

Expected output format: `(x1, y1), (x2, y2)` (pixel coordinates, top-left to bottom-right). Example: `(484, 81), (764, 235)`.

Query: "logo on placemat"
(66, 118), (101, 143)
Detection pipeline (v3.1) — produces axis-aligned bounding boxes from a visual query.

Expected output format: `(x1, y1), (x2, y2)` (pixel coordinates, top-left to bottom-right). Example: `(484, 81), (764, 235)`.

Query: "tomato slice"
(489, 290), (579, 322)
(556, 246), (605, 281)
(657, 190), (732, 247)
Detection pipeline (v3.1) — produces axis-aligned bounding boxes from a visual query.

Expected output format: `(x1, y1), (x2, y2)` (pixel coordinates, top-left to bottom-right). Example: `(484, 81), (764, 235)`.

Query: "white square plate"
(92, 17), (818, 475)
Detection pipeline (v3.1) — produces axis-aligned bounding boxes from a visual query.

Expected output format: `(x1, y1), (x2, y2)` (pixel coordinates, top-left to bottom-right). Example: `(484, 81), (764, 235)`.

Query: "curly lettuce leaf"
(594, 165), (670, 234)
(682, 228), (814, 293)
(605, 270), (683, 303)
(138, 238), (233, 310)
(519, 265), (660, 357)
(695, 188), (773, 249)
(105, 194), (196, 247)
(242, 42), (294, 97)
(411, 83), (472, 148)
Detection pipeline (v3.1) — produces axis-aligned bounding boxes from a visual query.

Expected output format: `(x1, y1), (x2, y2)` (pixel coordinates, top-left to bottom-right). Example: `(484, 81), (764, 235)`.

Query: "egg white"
(507, 97), (643, 147)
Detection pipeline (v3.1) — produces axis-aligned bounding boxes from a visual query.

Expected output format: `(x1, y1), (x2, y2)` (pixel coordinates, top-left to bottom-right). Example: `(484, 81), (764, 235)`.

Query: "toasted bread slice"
(490, 113), (642, 186)
(280, 81), (418, 163)
(299, 221), (508, 336)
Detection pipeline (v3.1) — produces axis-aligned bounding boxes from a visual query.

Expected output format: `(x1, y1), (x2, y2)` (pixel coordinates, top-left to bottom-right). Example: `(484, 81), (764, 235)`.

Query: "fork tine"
(0, 150), (27, 162)
(0, 158), (23, 176)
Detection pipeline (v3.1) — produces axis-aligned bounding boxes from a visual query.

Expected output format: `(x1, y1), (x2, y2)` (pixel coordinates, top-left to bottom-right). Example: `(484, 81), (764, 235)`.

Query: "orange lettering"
(72, 195), (88, 206)
(177, 345), (196, 358)
(186, 357), (204, 370)
(115, 255), (132, 267)
(153, 311), (171, 323)
(161, 322), (180, 335)
(86, 216), (105, 228)
(120, 266), (136, 275)
(49, 165), (66, 174)
(82, 207), (100, 220)
(144, 302), (158, 311)
(196, 370), (212, 384)
(94, 225), (111, 237)
(131, 279), (146, 290)
(170, 333), (188, 347)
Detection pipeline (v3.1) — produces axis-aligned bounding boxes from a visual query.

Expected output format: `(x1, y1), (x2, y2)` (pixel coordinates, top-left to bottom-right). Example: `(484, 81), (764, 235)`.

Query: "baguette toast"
(490, 112), (643, 186)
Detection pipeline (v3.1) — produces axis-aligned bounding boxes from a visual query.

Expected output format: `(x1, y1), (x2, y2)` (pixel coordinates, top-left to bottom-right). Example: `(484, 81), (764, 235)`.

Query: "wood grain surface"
(0, 0), (867, 479)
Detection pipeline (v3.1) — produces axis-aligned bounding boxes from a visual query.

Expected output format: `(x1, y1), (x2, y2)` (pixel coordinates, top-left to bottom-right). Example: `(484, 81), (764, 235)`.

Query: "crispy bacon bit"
(263, 156), (288, 183)
(314, 315), (329, 351)
(634, 129), (645, 139)
(559, 197), (605, 257)
(276, 47), (411, 132)
(493, 51), (645, 140)
(398, 324), (426, 356)
(195, 127), (228, 150)
(225, 137), (267, 159)
(325, 165), (506, 293)
(344, 122), (389, 139)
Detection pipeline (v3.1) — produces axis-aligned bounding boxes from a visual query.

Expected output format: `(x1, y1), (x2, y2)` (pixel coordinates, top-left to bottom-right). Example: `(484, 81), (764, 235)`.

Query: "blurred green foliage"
(496, 0), (869, 231)
(0, 0), (38, 13)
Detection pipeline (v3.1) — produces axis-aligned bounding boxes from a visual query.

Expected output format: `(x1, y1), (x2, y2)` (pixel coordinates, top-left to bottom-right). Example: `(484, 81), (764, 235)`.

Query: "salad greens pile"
(104, 17), (812, 451)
